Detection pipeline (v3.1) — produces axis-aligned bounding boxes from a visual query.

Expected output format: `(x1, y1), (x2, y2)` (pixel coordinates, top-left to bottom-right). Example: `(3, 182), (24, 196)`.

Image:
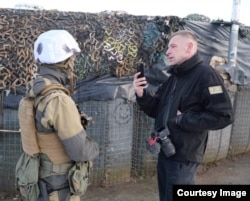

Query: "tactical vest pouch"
(68, 161), (90, 196)
(15, 152), (40, 201)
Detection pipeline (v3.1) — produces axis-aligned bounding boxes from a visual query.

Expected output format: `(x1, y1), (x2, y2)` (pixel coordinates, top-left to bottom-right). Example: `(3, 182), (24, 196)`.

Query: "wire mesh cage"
(229, 86), (250, 156)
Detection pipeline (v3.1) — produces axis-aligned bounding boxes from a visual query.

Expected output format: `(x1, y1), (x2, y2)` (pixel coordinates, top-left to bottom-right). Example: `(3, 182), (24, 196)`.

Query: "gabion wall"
(230, 86), (250, 155)
(0, 107), (22, 191)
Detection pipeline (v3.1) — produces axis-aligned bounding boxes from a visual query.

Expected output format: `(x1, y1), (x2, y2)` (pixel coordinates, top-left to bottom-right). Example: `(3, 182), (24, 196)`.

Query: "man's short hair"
(169, 30), (197, 42)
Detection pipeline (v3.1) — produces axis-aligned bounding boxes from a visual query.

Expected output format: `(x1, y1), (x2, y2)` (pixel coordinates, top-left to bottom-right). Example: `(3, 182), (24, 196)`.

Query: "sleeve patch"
(208, 85), (223, 95)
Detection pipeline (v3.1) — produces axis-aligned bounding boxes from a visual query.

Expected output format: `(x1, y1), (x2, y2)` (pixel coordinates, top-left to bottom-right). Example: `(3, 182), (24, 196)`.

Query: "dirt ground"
(1, 152), (250, 201)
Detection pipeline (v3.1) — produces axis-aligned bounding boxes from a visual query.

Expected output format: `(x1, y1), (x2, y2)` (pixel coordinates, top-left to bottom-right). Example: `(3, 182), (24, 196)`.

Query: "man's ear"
(187, 42), (193, 52)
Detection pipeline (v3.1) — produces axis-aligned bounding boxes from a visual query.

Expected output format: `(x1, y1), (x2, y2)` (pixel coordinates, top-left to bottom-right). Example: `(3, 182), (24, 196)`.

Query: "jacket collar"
(167, 53), (203, 76)
(26, 65), (68, 98)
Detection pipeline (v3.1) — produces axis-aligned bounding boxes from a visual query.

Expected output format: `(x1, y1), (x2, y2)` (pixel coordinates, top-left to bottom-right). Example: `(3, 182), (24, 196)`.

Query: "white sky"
(1, 0), (250, 26)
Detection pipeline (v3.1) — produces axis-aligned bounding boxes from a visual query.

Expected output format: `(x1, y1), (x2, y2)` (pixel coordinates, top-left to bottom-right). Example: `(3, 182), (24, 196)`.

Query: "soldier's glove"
(76, 104), (93, 129)
(80, 112), (93, 129)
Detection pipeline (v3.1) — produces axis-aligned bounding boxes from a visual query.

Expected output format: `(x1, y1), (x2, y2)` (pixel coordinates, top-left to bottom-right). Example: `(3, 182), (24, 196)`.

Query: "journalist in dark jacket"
(133, 30), (234, 201)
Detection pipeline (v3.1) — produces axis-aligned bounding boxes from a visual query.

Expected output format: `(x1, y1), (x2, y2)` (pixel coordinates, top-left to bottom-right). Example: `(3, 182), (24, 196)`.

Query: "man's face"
(165, 35), (190, 66)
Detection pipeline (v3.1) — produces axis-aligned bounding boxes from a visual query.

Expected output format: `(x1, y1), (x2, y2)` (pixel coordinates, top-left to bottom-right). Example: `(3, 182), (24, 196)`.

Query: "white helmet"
(34, 30), (81, 64)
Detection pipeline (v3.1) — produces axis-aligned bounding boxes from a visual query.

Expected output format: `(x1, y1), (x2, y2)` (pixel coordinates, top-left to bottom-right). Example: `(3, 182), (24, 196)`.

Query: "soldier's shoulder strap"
(34, 84), (70, 108)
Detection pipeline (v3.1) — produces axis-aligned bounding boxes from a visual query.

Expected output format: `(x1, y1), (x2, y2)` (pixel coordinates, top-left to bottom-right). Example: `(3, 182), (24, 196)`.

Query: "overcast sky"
(1, 0), (249, 26)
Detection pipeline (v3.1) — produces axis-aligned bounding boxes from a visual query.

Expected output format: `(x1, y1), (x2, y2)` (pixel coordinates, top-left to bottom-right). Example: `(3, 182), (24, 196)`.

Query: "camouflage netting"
(0, 8), (184, 93)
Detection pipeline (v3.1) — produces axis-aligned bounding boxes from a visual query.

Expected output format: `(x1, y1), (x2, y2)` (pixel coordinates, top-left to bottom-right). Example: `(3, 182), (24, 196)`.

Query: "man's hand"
(133, 72), (148, 97)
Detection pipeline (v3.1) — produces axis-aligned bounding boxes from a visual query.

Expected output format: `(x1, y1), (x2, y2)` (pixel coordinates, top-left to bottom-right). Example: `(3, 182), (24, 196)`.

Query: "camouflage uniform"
(18, 30), (99, 201)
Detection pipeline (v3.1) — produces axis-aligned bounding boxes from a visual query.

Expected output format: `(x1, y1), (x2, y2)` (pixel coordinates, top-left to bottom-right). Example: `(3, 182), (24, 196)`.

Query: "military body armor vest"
(18, 84), (71, 164)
